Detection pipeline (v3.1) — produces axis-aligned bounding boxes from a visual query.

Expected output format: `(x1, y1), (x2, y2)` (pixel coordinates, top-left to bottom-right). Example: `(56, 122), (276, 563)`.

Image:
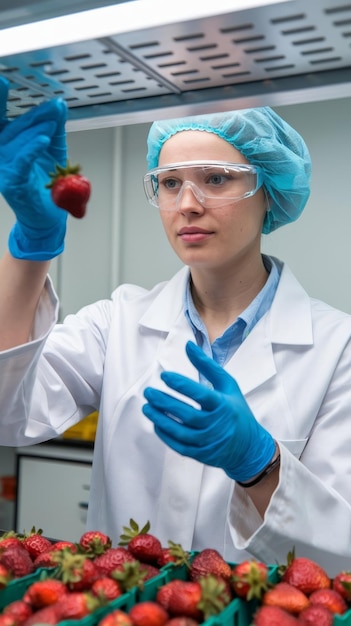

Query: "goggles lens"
(143, 161), (263, 210)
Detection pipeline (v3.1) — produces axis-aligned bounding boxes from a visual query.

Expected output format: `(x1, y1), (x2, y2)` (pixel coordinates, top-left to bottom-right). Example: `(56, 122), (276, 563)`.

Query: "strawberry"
(0, 615), (20, 626)
(23, 579), (68, 608)
(55, 590), (100, 620)
(98, 609), (133, 626)
(3, 599), (33, 623)
(91, 577), (123, 602)
(190, 549), (231, 582)
(309, 587), (348, 614)
(157, 542), (191, 569)
(119, 520), (162, 565)
(47, 162), (91, 219)
(0, 533), (23, 551)
(231, 559), (269, 601)
(79, 530), (112, 556)
(140, 563), (161, 581)
(95, 547), (136, 576)
(22, 528), (53, 560)
(128, 601), (169, 626)
(111, 560), (154, 592)
(262, 581), (310, 614)
(156, 579), (203, 621)
(299, 604), (334, 626)
(0, 562), (13, 588)
(55, 552), (98, 591)
(22, 605), (60, 626)
(33, 542), (77, 569)
(164, 619), (199, 626)
(157, 575), (230, 622)
(253, 605), (301, 625)
(333, 570), (351, 601)
(51, 540), (78, 552)
(281, 555), (330, 595)
(0, 544), (34, 578)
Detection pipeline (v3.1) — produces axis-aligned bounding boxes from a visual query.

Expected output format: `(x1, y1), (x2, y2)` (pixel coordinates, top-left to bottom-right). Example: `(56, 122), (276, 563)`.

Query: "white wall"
(0, 96), (350, 314)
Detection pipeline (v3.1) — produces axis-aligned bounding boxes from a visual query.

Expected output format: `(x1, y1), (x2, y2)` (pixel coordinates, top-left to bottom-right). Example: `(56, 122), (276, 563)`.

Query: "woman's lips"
(178, 227), (213, 242)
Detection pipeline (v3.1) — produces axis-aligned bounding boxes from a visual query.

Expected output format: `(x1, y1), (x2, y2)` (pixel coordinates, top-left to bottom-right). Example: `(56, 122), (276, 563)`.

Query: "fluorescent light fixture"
(0, 0), (291, 56)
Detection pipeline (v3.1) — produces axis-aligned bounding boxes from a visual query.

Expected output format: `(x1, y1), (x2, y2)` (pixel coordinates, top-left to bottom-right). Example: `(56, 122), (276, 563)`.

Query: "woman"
(0, 76), (351, 574)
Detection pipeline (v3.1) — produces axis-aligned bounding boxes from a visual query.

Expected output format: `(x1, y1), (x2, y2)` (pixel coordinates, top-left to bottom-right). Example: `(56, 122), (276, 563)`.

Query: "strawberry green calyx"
(46, 161), (82, 188)
(119, 519), (151, 545)
(111, 560), (149, 591)
(198, 575), (231, 621)
(167, 540), (191, 568)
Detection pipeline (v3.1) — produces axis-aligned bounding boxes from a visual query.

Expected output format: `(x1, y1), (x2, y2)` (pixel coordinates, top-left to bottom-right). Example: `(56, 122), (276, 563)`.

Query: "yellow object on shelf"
(63, 411), (98, 442)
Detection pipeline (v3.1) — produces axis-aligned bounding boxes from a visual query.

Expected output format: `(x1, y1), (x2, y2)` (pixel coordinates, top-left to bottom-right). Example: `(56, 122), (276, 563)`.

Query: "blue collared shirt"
(184, 255), (281, 367)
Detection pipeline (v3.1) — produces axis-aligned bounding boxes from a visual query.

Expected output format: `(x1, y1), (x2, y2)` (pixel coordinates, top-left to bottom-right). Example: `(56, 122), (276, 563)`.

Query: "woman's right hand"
(0, 77), (69, 261)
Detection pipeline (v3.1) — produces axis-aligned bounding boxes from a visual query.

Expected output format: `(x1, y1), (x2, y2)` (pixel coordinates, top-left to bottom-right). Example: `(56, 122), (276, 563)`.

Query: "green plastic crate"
(0, 567), (57, 610)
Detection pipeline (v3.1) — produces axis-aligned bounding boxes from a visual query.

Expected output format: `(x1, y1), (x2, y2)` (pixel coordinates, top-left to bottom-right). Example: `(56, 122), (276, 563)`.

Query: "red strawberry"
(23, 579), (68, 608)
(56, 590), (100, 620)
(140, 563), (161, 581)
(190, 549), (231, 582)
(119, 520), (162, 565)
(128, 601), (169, 626)
(333, 570), (351, 601)
(0, 544), (34, 578)
(253, 605), (300, 625)
(0, 615), (21, 626)
(56, 552), (98, 591)
(0, 562), (13, 588)
(157, 542), (190, 569)
(98, 609), (133, 626)
(309, 587), (348, 614)
(91, 577), (123, 602)
(299, 604), (334, 626)
(0, 534), (23, 551)
(262, 582), (310, 614)
(22, 529), (53, 560)
(22, 605), (60, 626)
(111, 560), (155, 592)
(157, 575), (230, 622)
(281, 555), (330, 595)
(51, 540), (78, 552)
(79, 530), (112, 556)
(94, 547), (136, 576)
(165, 620), (199, 626)
(33, 542), (77, 569)
(231, 559), (269, 600)
(156, 579), (203, 621)
(47, 162), (91, 219)
(3, 599), (33, 623)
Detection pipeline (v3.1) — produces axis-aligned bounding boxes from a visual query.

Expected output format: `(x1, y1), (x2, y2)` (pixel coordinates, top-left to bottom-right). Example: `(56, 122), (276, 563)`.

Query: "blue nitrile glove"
(0, 76), (9, 132)
(143, 341), (276, 483)
(0, 86), (69, 261)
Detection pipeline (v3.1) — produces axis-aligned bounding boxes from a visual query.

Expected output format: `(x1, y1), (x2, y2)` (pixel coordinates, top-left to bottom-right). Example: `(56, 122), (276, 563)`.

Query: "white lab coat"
(1, 256), (351, 575)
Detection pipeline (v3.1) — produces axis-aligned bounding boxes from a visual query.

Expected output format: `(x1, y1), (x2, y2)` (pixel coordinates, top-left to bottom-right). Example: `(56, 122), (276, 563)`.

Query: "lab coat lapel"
(225, 259), (313, 394)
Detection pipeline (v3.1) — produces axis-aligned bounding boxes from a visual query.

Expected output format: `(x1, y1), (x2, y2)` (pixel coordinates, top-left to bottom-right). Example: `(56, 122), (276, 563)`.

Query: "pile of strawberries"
(251, 550), (351, 626)
(0, 523), (350, 626)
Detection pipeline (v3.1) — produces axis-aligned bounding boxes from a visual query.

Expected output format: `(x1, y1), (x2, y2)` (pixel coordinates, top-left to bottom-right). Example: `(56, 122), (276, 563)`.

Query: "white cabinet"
(16, 444), (93, 542)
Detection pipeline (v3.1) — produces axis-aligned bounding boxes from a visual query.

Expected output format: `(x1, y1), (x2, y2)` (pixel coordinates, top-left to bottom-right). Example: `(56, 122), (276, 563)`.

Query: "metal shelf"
(0, 0), (350, 130)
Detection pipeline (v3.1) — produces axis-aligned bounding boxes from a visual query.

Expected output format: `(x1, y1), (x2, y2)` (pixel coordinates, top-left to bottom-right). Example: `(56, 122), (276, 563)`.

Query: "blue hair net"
(146, 107), (311, 234)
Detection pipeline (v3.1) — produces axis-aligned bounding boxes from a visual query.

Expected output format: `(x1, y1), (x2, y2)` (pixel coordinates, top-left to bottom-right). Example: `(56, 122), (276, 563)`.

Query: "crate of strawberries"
(0, 522), (350, 626)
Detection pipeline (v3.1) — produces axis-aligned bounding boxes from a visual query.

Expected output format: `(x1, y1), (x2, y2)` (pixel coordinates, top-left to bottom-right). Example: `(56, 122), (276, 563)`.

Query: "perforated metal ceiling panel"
(1, 0), (351, 129)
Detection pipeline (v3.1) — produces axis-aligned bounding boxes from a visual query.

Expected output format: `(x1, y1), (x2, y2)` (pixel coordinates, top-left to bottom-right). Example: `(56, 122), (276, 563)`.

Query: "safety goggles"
(143, 160), (264, 210)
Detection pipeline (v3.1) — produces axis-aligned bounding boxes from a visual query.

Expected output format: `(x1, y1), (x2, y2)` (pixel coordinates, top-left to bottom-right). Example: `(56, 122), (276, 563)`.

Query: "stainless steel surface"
(0, 0), (351, 129)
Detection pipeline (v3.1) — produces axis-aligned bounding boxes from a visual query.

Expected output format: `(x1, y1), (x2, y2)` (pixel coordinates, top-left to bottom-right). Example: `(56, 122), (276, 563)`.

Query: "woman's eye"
(208, 174), (227, 185)
(162, 178), (180, 191)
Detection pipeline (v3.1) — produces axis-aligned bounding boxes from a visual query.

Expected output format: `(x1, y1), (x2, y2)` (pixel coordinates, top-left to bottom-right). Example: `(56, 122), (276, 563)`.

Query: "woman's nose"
(176, 181), (205, 213)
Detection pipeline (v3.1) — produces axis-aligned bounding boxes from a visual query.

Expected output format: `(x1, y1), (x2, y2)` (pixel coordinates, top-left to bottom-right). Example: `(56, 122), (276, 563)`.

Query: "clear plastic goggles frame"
(143, 160), (264, 210)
